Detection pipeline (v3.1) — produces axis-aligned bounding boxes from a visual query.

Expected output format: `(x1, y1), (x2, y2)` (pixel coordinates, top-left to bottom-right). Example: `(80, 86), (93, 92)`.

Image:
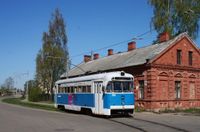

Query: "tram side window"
(60, 87), (63, 93)
(77, 87), (82, 93)
(72, 87), (77, 93)
(78, 86), (91, 93)
(65, 87), (74, 93)
(58, 87), (60, 93)
(59, 87), (63, 93)
(58, 85), (92, 93)
(67, 87), (69, 93)
(106, 82), (112, 92)
(64, 87), (67, 93)
(58, 87), (69, 93)
(87, 86), (91, 93)
(57, 86), (76, 94)
(57, 85), (60, 93)
(71, 87), (74, 93)
(82, 86), (87, 92)
(58, 87), (64, 93)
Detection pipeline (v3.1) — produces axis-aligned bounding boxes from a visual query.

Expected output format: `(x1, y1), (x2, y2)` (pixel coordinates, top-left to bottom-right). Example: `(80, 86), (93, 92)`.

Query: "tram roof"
(56, 71), (133, 84)
(62, 32), (192, 78)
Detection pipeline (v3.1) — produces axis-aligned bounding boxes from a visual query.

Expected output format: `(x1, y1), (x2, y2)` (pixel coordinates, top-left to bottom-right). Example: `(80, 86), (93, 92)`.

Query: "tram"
(54, 71), (135, 116)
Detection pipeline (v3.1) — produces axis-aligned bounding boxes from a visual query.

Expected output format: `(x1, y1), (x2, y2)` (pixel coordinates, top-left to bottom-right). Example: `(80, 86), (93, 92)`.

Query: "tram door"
(94, 81), (103, 114)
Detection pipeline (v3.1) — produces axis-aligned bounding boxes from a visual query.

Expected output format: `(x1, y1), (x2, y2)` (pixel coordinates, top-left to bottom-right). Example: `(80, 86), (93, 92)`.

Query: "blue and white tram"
(54, 71), (135, 116)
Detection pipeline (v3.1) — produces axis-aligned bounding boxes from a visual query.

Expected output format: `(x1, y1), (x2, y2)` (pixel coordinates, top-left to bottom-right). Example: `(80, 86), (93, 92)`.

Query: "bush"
(0, 88), (13, 96)
(39, 93), (51, 101)
(28, 87), (42, 102)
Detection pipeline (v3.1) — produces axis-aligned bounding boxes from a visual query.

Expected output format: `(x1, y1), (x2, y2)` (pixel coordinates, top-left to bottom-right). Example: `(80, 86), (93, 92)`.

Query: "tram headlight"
(121, 71), (125, 76)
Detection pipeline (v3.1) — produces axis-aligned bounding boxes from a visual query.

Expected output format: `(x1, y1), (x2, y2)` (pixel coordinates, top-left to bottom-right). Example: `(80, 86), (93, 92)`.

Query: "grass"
(2, 97), (200, 115)
(134, 106), (200, 115)
(183, 108), (200, 114)
(134, 107), (146, 112)
(2, 97), (58, 111)
(159, 108), (200, 115)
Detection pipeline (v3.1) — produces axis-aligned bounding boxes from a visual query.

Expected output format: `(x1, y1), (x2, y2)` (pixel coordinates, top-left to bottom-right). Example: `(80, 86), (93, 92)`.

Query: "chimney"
(108, 49), (113, 56)
(93, 53), (99, 60)
(84, 55), (91, 63)
(128, 41), (136, 51)
(159, 32), (170, 42)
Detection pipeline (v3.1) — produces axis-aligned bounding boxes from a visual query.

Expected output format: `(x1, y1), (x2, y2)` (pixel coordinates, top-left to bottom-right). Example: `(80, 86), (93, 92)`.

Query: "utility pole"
(13, 72), (29, 97)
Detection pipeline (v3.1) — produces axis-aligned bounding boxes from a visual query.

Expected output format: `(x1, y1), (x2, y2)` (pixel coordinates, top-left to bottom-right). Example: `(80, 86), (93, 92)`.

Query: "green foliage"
(24, 80), (37, 90)
(24, 80), (41, 102)
(2, 77), (14, 89)
(149, 0), (200, 39)
(183, 108), (200, 114)
(0, 77), (15, 96)
(160, 108), (200, 114)
(28, 87), (42, 102)
(0, 86), (13, 96)
(36, 8), (69, 96)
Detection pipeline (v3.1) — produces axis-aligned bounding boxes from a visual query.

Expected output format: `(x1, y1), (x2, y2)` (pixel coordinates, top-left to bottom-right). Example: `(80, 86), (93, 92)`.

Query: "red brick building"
(63, 32), (200, 111)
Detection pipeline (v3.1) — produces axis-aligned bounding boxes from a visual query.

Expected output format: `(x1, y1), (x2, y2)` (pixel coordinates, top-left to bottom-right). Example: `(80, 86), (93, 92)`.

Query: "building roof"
(62, 32), (191, 78)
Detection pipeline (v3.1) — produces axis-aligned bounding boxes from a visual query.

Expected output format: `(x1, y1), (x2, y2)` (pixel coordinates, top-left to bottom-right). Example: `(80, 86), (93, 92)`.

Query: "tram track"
(132, 117), (189, 132)
(107, 116), (189, 132)
(108, 118), (147, 132)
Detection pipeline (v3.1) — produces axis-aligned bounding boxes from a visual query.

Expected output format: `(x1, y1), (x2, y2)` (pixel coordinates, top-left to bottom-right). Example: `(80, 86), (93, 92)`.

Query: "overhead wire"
(70, 29), (154, 58)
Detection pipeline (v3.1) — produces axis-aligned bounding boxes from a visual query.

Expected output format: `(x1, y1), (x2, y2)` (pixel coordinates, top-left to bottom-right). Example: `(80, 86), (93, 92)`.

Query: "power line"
(70, 29), (154, 58)
(91, 39), (132, 53)
(70, 39), (133, 58)
(136, 29), (153, 38)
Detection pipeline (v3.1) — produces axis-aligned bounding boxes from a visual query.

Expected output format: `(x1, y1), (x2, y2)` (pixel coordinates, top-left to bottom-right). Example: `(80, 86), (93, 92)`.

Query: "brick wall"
(121, 36), (200, 111)
(154, 37), (200, 68)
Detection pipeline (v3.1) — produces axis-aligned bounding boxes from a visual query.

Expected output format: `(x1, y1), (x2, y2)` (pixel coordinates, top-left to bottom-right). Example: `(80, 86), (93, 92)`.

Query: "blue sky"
(0, 0), (199, 89)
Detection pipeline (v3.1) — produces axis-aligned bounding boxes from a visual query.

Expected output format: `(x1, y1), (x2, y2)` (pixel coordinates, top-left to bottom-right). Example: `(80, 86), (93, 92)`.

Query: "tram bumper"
(110, 105), (135, 115)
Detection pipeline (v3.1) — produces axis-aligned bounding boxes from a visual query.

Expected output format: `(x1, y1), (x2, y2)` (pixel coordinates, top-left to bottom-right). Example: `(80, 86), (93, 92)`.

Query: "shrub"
(38, 93), (51, 101)
(28, 87), (42, 102)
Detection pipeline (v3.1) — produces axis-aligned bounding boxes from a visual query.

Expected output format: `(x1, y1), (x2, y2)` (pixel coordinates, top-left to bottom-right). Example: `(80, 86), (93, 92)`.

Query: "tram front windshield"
(106, 81), (133, 92)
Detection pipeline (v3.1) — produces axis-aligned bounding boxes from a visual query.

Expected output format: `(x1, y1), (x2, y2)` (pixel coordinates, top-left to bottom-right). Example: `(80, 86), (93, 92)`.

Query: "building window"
(177, 50), (182, 65)
(139, 80), (144, 99)
(189, 82), (195, 99)
(175, 81), (181, 99)
(189, 51), (193, 66)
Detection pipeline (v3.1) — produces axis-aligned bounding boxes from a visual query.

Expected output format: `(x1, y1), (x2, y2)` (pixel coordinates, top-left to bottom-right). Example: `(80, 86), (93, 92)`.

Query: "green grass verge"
(134, 107), (146, 112)
(3, 98), (200, 115)
(134, 107), (200, 114)
(160, 108), (200, 114)
(2, 98), (58, 111)
(183, 108), (200, 114)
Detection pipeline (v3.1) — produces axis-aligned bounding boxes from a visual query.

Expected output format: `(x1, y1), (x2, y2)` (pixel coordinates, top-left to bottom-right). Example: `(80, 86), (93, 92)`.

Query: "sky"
(0, 0), (200, 89)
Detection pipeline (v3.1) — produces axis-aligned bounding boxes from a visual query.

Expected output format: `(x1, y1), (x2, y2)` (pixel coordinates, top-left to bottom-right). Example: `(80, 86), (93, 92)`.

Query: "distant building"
(62, 32), (200, 111)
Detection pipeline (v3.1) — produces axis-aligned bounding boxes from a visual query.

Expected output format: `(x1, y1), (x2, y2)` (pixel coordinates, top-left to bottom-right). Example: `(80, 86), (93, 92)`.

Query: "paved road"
(132, 112), (200, 132)
(0, 98), (200, 132)
(0, 100), (139, 132)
